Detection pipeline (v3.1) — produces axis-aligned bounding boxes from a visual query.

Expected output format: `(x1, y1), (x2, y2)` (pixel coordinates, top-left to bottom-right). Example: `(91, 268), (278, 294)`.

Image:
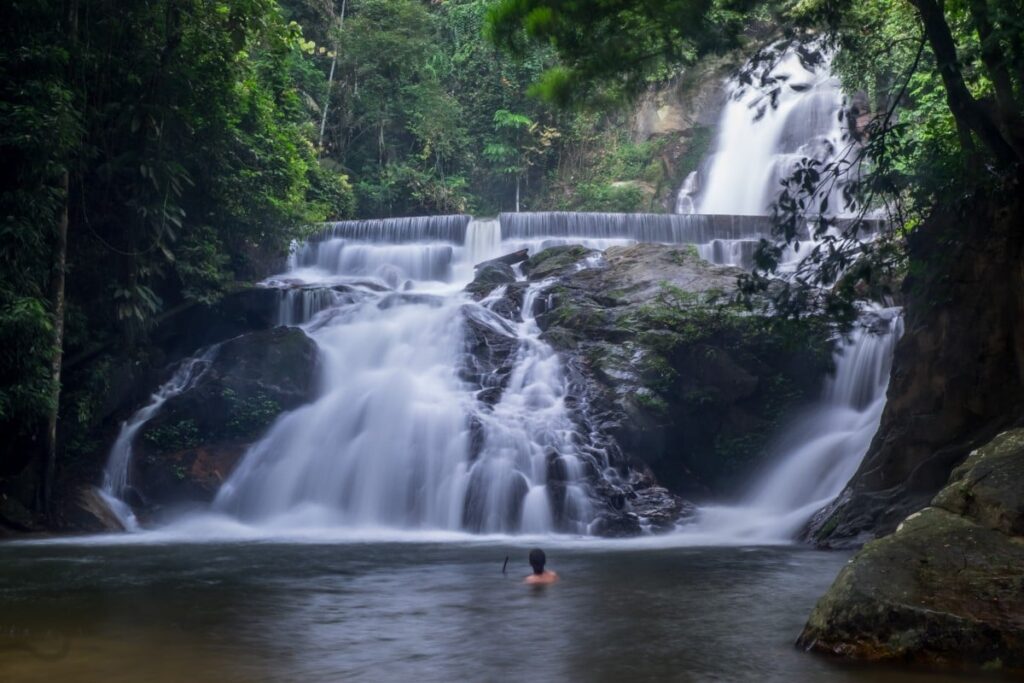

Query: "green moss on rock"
(799, 428), (1024, 673)
(533, 242), (834, 494)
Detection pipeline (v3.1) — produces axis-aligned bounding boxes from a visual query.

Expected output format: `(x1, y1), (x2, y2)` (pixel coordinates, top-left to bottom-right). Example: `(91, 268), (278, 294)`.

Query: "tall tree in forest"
(1, 0), (349, 517)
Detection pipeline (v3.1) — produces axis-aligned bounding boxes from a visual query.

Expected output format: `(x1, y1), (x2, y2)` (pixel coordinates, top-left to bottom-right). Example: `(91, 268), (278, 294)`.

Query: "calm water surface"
(0, 538), (1000, 682)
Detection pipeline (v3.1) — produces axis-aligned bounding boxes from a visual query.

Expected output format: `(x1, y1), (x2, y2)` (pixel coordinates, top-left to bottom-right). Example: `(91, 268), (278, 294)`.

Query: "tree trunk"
(965, 0), (1024, 159)
(515, 175), (521, 213)
(37, 0), (78, 516)
(910, 0), (1019, 166)
(317, 0), (346, 152)
(40, 171), (69, 514)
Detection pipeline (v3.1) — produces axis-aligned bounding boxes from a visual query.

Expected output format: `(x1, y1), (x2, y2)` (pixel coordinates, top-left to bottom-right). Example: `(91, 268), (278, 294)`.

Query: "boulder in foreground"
(798, 429), (1024, 674)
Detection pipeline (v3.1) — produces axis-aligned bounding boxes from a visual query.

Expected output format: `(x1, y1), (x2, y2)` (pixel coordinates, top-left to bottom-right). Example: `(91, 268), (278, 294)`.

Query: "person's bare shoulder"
(524, 571), (559, 585)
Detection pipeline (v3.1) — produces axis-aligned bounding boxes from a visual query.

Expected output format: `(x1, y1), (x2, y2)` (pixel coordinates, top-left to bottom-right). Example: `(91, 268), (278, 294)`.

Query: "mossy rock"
(531, 242), (834, 495)
(131, 327), (319, 510)
(799, 429), (1024, 673)
(522, 245), (597, 281)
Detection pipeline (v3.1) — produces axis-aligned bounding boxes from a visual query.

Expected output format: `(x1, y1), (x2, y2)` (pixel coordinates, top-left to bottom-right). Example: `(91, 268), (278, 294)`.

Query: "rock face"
(130, 327), (319, 511)
(464, 243), (832, 517)
(810, 194), (1024, 547)
(528, 242), (832, 496)
(799, 429), (1024, 673)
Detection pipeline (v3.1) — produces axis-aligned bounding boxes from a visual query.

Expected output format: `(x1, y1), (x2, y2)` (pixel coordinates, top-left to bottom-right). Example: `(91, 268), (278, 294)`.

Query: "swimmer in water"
(524, 548), (559, 585)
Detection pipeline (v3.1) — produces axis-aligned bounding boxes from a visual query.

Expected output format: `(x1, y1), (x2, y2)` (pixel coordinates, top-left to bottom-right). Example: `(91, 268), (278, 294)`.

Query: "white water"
(667, 45), (902, 543)
(97, 44), (895, 543)
(101, 348), (218, 529)
(685, 48), (848, 216)
(211, 218), (596, 534)
(99, 202), (901, 542)
(673, 46), (858, 271)
(689, 309), (903, 541)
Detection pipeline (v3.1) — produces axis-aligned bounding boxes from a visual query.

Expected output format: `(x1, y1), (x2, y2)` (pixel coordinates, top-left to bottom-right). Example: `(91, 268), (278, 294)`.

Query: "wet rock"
(592, 511), (643, 537)
(533, 242), (831, 496)
(522, 245), (598, 281)
(486, 282), (527, 322)
(76, 487), (128, 531)
(799, 429), (1024, 673)
(0, 492), (35, 533)
(467, 416), (486, 461)
(465, 260), (516, 300)
(478, 249), (529, 268)
(377, 292), (445, 309)
(132, 327), (319, 511)
(459, 304), (520, 397)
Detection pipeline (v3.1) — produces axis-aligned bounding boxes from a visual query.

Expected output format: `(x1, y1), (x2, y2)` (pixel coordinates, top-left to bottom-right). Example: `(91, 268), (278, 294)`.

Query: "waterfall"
(102, 42), (890, 540)
(669, 45), (864, 271)
(213, 216), (596, 533)
(664, 44), (900, 542)
(314, 215), (471, 243)
(691, 309), (903, 542)
(100, 347), (218, 529)
(680, 47), (849, 216)
(464, 218), (502, 265)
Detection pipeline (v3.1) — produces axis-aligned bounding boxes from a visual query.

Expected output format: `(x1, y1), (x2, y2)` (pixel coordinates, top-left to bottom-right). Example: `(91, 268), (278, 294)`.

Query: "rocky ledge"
(798, 428), (1024, 674)
(466, 243), (833, 532)
(527, 243), (831, 496)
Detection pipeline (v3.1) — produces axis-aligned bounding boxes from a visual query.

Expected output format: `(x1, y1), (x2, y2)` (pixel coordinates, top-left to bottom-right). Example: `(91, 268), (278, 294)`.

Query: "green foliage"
(492, 0), (1024, 328)
(0, 1), (79, 469)
(221, 388), (281, 437)
(307, 162), (356, 221)
(144, 419), (201, 453)
(487, 0), (748, 105)
(1, 0), (337, 479)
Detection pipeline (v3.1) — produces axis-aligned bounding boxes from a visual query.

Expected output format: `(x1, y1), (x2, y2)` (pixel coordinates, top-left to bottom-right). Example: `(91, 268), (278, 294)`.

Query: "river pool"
(0, 535), (1001, 682)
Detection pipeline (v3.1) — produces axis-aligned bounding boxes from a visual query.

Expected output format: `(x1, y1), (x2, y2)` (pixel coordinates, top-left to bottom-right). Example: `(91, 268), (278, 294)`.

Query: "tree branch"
(909, 0), (1019, 167)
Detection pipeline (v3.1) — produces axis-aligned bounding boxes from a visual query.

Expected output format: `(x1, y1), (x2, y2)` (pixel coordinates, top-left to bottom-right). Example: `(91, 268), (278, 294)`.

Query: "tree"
(483, 109), (559, 211)
(488, 0), (1024, 295)
(0, 0), (338, 517)
(0, 0), (79, 511)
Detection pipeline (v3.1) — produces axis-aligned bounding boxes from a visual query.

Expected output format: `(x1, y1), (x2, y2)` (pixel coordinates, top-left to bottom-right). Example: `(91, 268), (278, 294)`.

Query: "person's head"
(528, 548), (546, 575)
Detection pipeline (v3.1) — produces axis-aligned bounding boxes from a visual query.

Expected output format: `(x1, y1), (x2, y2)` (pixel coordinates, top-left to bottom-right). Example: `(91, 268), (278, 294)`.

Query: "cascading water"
(99, 46), (894, 541)
(665, 43), (900, 543)
(689, 309), (903, 542)
(213, 218), (597, 533)
(680, 48), (848, 216)
(100, 348), (218, 529)
(675, 45), (860, 270)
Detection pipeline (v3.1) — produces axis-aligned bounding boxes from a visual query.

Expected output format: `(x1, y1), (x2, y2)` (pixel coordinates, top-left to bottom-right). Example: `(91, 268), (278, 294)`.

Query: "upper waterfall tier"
(293, 213), (882, 275)
(313, 215), (472, 244)
(499, 212), (805, 243)
(677, 47), (852, 217)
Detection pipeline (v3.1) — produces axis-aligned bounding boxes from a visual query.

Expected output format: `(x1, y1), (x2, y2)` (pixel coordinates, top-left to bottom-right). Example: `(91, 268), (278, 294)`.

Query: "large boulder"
(532, 242), (833, 496)
(130, 326), (319, 511)
(522, 244), (598, 281)
(798, 429), (1024, 673)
